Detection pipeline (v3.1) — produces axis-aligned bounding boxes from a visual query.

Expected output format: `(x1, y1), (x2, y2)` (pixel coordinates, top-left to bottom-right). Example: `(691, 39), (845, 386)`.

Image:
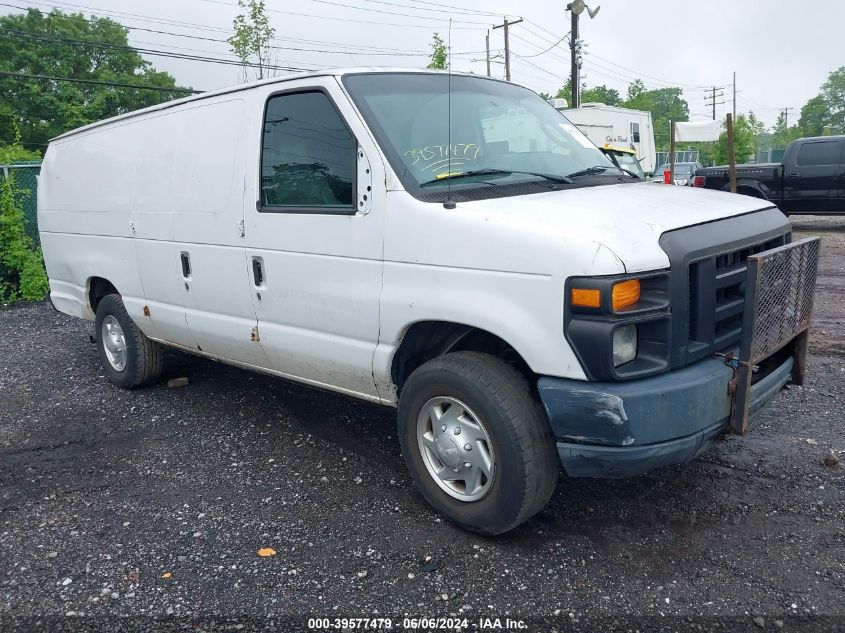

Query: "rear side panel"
(38, 122), (143, 320)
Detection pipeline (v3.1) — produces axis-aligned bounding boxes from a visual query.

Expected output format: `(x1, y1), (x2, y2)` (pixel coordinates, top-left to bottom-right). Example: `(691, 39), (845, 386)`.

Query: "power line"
(587, 51), (710, 90)
(0, 28), (315, 72)
(510, 53), (568, 83)
(514, 32), (569, 59)
(401, 0), (511, 18)
(0, 70), (202, 93)
(1, 2), (437, 56)
(24, 0), (234, 34)
(302, 0), (496, 24)
(516, 22), (713, 92)
(193, 0), (488, 30)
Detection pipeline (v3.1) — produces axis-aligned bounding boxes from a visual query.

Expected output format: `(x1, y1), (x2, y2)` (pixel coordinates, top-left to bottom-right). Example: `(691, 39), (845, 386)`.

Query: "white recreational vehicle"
(554, 102), (657, 174)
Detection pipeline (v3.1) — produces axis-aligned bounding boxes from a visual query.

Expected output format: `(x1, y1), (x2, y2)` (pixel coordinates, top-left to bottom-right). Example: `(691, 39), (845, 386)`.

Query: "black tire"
(94, 293), (162, 389)
(398, 351), (558, 535)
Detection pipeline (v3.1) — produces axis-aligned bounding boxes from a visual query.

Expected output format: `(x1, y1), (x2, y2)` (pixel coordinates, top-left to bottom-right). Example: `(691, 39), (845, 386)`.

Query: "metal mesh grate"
(1, 163), (41, 243)
(745, 238), (821, 364)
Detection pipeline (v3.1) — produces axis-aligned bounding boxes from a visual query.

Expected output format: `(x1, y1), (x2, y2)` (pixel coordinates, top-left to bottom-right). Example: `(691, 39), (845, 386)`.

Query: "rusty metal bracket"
(727, 237), (820, 435)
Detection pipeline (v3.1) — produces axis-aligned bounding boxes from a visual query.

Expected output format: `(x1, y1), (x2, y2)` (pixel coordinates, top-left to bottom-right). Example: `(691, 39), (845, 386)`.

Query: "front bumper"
(538, 354), (794, 479)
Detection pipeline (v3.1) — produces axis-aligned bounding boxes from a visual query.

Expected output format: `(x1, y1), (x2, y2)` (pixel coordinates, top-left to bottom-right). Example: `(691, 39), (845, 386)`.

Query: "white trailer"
(554, 103), (657, 174)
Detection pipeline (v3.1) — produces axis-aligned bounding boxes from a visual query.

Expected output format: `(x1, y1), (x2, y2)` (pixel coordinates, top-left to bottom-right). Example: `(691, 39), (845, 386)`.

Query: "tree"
(622, 84), (689, 151)
(626, 79), (646, 103)
(554, 79), (573, 104)
(713, 113), (756, 165)
(797, 95), (829, 137)
(427, 33), (447, 70)
(747, 111), (766, 138)
(228, 0), (276, 81)
(552, 80), (620, 107)
(819, 66), (845, 134)
(582, 85), (621, 106)
(780, 66), (845, 142)
(0, 127), (48, 301)
(0, 9), (188, 150)
(772, 109), (802, 148)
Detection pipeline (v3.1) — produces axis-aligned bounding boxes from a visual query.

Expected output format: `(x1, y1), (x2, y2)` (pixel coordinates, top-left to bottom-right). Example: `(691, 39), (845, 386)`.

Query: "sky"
(4, 0), (844, 129)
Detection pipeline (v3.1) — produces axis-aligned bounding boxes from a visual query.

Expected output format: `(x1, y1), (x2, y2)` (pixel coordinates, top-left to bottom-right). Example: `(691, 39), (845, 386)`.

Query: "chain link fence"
(1, 161), (41, 244)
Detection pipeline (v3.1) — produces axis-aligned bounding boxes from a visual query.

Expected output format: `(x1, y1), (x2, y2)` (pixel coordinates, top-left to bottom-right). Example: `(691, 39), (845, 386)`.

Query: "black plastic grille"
(687, 235), (786, 359)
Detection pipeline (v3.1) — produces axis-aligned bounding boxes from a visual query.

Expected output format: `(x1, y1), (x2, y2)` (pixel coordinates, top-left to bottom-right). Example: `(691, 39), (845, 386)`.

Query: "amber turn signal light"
(570, 287), (601, 308)
(612, 279), (641, 310)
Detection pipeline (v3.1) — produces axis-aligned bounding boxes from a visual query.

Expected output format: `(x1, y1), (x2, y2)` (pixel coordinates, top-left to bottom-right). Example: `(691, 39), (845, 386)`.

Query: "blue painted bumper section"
(539, 355), (794, 479)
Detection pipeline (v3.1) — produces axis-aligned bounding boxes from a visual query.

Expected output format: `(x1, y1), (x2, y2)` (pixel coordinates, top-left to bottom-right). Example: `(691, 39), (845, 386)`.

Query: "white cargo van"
(39, 69), (818, 535)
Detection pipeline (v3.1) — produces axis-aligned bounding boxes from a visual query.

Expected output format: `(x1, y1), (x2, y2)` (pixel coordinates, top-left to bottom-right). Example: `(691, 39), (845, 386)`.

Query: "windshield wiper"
(616, 167), (642, 179)
(419, 168), (573, 187)
(566, 165), (613, 178)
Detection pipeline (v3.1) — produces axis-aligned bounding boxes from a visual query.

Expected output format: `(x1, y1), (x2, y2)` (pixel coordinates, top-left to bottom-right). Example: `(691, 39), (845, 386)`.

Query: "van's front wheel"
(95, 294), (162, 389)
(398, 352), (558, 535)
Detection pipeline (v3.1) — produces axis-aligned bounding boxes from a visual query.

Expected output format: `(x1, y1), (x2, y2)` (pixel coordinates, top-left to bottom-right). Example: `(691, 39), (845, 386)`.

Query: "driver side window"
(260, 90), (356, 212)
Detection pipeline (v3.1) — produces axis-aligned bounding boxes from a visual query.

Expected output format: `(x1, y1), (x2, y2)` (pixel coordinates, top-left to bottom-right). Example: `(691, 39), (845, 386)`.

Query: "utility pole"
(781, 106), (795, 128)
(565, 1), (600, 109)
(485, 30), (491, 77)
(732, 71), (736, 121)
(570, 9), (580, 108)
(704, 86), (725, 120)
(727, 113), (736, 193)
(492, 17), (522, 82)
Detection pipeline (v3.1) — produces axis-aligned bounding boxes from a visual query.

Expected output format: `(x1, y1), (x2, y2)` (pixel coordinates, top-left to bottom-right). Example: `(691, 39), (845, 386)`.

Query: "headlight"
(613, 324), (638, 367)
(566, 271), (670, 380)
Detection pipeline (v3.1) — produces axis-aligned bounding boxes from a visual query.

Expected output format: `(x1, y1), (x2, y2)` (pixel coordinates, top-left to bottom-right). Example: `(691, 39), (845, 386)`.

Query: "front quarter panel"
(373, 191), (628, 397)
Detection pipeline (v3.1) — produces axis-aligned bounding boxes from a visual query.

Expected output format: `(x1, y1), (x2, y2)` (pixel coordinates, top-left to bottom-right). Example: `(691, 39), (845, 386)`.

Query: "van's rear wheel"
(398, 352), (558, 535)
(95, 294), (162, 388)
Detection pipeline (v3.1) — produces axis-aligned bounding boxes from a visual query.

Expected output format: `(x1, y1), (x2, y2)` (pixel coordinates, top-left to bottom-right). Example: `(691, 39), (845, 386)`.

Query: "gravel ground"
(1, 216), (844, 632)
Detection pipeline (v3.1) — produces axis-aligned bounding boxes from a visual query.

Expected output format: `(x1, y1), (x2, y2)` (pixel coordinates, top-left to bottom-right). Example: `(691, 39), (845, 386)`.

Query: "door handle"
(788, 172), (800, 178)
(252, 257), (264, 286)
(180, 252), (191, 278)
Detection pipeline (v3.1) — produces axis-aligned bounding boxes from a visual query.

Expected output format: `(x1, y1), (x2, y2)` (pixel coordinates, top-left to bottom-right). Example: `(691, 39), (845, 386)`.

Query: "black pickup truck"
(694, 135), (845, 215)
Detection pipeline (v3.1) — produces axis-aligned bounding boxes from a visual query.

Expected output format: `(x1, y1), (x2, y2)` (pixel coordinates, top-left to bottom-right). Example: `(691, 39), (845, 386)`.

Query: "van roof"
(49, 68), (500, 142)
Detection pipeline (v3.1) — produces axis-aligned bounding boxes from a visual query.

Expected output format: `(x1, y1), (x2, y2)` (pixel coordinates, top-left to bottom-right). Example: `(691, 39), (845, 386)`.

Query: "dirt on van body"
(0, 216), (843, 632)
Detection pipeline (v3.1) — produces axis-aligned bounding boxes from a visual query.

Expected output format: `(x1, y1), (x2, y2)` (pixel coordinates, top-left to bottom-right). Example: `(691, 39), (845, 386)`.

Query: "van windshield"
(343, 73), (618, 199)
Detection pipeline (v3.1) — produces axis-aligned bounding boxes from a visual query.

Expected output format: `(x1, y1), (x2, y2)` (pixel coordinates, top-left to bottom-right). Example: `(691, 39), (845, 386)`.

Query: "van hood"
(456, 182), (775, 272)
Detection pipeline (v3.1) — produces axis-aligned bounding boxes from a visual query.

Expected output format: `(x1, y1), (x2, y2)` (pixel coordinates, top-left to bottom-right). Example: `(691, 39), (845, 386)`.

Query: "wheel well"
(391, 321), (535, 396)
(736, 185), (767, 199)
(88, 277), (118, 313)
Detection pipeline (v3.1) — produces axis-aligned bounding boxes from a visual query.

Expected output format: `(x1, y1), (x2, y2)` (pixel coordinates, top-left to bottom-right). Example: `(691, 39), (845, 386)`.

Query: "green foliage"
(819, 66), (845, 134)
(427, 33), (447, 70)
(798, 94), (831, 137)
(626, 86), (689, 151)
(0, 141), (40, 162)
(553, 77), (689, 151)
(582, 85), (621, 106)
(772, 109), (804, 148)
(228, 0), (276, 81)
(553, 81), (620, 106)
(553, 79), (572, 104)
(0, 8), (189, 149)
(712, 113), (757, 165)
(770, 66), (845, 146)
(0, 132), (48, 302)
